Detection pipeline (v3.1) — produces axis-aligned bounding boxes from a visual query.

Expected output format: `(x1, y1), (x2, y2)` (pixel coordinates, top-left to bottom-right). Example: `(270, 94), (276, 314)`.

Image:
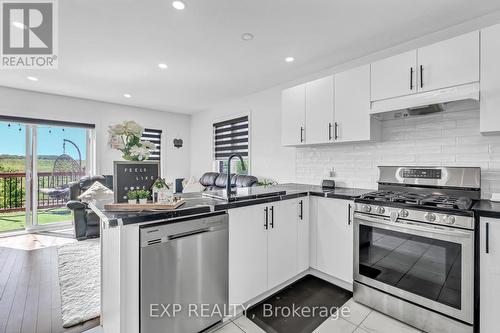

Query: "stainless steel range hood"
(370, 82), (479, 117)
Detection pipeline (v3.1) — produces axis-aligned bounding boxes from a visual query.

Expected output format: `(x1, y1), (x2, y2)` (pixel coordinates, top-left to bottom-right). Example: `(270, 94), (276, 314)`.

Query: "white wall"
(0, 86), (191, 181)
(296, 107), (500, 199)
(190, 87), (296, 183)
(190, 14), (500, 197)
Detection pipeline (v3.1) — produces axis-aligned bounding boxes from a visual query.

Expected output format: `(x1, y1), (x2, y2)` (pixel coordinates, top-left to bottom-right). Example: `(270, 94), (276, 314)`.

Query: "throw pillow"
(78, 181), (114, 203)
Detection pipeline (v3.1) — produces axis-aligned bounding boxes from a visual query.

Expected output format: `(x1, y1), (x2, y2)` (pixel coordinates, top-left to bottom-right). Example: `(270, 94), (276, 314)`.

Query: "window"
(141, 128), (162, 161)
(213, 116), (249, 175)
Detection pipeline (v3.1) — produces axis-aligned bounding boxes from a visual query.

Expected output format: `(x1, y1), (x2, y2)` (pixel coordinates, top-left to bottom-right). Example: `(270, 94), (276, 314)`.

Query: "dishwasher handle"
(168, 228), (211, 241)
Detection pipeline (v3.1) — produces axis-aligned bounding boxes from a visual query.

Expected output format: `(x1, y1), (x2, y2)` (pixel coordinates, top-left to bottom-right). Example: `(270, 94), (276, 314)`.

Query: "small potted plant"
(127, 190), (138, 204)
(136, 189), (150, 204)
(152, 178), (173, 204)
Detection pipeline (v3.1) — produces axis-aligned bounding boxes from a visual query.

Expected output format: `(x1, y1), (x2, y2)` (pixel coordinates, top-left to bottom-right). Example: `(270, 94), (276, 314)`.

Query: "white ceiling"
(2, 0), (500, 114)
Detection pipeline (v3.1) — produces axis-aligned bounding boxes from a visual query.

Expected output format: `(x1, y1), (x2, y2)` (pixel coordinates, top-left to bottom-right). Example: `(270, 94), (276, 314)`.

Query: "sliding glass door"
(0, 122), (29, 232)
(0, 120), (94, 234)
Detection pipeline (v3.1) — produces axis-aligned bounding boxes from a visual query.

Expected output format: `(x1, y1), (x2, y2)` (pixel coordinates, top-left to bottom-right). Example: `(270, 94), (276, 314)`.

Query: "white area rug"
(57, 240), (100, 327)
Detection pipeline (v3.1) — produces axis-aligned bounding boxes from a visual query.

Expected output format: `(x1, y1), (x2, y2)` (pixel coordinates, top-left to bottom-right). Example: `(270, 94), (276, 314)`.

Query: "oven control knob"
(425, 212), (437, 222)
(443, 215), (456, 225)
(376, 206), (385, 214)
(399, 209), (409, 218)
(361, 205), (372, 213)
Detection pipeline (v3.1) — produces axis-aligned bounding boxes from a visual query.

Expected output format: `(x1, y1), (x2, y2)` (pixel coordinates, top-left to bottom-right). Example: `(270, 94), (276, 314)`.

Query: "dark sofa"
(176, 172), (258, 193)
(203, 172), (258, 190)
(66, 175), (112, 240)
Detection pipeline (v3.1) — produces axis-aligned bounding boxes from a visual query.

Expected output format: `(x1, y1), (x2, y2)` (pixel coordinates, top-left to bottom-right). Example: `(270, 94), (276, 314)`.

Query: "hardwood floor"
(0, 233), (100, 333)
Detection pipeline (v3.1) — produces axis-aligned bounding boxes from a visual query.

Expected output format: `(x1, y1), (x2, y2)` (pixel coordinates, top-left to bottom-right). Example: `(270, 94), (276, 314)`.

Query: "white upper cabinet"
(281, 84), (306, 146)
(305, 76), (335, 144)
(417, 31), (479, 93)
(371, 50), (417, 101)
(480, 24), (500, 133)
(335, 65), (379, 143)
(371, 32), (479, 101)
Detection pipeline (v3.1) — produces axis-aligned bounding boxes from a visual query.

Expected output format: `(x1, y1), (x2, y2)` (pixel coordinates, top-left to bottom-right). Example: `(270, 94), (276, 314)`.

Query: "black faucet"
(226, 153), (246, 199)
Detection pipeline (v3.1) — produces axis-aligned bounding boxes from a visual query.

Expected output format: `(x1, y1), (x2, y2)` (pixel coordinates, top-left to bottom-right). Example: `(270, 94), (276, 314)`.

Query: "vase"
(138, 198), (147, 204)
(128, 199), (137, 204)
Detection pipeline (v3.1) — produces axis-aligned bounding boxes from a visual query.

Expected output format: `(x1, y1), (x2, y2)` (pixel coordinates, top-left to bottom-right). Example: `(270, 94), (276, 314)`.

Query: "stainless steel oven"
(354, 210), (474, 326)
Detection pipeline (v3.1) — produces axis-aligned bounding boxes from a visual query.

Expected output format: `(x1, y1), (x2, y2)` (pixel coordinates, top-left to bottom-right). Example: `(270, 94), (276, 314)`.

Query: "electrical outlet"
(329, 168), (335, 177)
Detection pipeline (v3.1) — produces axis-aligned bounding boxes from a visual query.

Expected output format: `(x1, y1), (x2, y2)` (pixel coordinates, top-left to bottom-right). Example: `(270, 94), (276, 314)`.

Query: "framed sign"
(113, 161), (160, 203)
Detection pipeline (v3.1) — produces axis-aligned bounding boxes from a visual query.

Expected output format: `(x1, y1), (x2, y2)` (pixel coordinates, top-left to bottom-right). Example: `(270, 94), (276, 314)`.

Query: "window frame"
(212, 111), (251, 175)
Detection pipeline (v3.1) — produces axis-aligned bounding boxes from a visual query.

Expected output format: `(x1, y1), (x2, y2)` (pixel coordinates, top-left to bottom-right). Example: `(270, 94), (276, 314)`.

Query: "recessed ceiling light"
(123, 93), (132, 98)
(27, 76), (39, 81)
(285, 57), (295, 63)
(158, 63), (168, 70)
(12, 21), (26, 30)
(241, 33), (254, 41)
(172, 1), (186, 10)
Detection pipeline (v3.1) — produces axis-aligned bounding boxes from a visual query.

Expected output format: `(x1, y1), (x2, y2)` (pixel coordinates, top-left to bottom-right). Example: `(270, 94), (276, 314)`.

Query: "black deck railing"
(0, 171), (85, 213)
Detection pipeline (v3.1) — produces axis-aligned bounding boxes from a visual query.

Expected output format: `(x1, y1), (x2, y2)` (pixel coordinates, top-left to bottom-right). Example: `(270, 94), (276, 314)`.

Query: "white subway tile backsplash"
(295, 109), (500, 198)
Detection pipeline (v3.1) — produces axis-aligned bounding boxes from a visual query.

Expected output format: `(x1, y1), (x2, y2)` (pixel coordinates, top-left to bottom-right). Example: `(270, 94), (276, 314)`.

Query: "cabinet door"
(281, 84), (306, 146)
(316, 197), (353, 283)
(268, 199), (299, 289)
(305, 76), (334, 144)
(417, 31), (479, 93)
(480, 218), (500, 333)
(335, 65), (372, 142)
(309, 196), (318, 270)
(297, 198), (310, 273)
(371, 50), (417, 101)
(228, 204), (268, 305)
(480, 24), (500, 133)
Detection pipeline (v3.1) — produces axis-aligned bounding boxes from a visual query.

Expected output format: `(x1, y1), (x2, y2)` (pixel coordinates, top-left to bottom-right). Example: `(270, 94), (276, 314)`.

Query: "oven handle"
(354, 213), (473, 239)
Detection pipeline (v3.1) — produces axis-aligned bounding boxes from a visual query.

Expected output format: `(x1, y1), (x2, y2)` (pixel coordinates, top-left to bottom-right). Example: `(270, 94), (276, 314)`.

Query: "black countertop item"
(473, 200), (500, 219)
(89, 183), (373, 227)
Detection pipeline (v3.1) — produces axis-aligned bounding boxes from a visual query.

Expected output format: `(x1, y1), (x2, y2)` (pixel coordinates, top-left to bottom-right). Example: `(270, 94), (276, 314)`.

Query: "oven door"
(353, 212), (474, 324)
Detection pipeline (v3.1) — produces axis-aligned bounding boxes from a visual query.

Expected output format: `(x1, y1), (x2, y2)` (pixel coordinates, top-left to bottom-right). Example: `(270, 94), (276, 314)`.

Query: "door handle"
(486, 222), (490, 254)
(300, 126), (304, 143)
(420, 65), (423, 88)
(270, 206), (274, 228)
(347, 204), (352, 225)
(328, 123), (332, 141)
(334, 122), (339, 140)
(299, 200), (304, 220)
(410, 67), (414, 90)
(264, 207), (269, 230)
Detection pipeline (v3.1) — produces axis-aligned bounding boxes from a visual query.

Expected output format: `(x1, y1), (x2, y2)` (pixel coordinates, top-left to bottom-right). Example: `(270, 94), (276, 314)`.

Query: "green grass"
(0, 158), (56, 173)
(0, 207), (72, 232)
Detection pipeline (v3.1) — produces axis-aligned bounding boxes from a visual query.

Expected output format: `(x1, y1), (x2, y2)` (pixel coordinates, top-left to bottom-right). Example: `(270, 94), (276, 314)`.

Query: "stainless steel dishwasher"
(140, 211), (228, 333)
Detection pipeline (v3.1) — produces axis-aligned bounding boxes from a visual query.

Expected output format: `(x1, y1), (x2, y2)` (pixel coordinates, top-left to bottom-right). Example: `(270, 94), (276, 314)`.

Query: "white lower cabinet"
(229, 198), (305, 305)
(228, 202), (269, 306)
(313, 196), (353, 283)
(297, 198), (310, 273)
(480, 217), (500, 333)
(268, 199), (299, 289)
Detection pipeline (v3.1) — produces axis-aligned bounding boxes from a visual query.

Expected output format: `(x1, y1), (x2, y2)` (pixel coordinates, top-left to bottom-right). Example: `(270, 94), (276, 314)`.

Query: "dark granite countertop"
(89, 183), (373, 227)
(473, 200), (500, 219)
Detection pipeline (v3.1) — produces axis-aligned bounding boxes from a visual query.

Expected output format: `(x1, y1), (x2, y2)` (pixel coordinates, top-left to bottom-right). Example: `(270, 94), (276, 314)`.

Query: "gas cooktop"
(359, 190), (474, 210)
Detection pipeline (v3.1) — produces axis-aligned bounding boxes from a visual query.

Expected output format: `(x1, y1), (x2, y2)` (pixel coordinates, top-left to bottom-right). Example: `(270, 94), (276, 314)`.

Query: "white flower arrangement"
(108, 121), (156, 161)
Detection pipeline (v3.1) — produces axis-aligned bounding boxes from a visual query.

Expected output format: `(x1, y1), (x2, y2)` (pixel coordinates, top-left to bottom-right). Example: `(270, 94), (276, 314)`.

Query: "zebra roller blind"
(213, 116), (249, 159)
(141, 128), (162, 161)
